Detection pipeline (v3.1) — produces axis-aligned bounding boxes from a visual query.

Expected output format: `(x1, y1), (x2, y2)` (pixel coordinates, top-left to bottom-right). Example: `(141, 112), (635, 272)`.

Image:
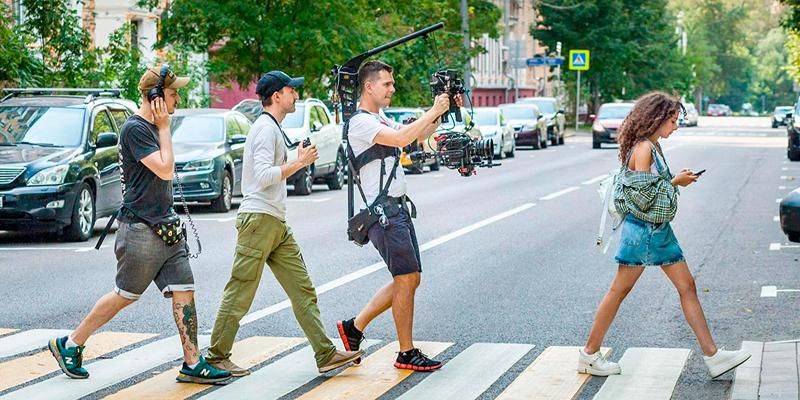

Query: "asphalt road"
(0, 116), (797, 399)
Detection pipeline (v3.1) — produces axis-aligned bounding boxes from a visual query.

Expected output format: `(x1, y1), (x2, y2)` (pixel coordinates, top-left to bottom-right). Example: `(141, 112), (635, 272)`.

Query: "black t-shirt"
(117, 115), (175, 224)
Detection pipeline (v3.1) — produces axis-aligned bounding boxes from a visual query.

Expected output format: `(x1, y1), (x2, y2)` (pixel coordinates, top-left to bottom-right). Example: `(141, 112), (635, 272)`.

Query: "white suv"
(233, 98), (345, 195)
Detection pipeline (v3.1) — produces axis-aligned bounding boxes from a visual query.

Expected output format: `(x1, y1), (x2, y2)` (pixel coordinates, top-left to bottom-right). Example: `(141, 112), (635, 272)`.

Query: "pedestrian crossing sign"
(569, 50), (590, 71)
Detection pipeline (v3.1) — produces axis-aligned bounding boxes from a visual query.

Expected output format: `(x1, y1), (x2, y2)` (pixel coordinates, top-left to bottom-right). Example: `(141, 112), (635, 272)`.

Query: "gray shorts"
(113, 221), (195, 300)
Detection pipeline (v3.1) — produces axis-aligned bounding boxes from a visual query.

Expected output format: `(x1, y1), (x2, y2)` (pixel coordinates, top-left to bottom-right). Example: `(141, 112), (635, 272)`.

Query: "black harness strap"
(346, 110), (400, 208)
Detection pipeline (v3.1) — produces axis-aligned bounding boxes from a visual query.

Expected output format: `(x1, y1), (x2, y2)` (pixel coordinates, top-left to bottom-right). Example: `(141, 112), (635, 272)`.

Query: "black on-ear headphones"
(148, 63), (170, 102)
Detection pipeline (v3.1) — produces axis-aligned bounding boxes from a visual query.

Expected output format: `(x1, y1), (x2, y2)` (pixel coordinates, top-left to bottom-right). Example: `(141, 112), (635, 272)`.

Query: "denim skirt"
(615, 214), (685, 267)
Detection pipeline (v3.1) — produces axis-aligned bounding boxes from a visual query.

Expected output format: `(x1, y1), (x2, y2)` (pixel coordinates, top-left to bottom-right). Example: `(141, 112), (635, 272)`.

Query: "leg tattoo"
(173, 298), (199, 361)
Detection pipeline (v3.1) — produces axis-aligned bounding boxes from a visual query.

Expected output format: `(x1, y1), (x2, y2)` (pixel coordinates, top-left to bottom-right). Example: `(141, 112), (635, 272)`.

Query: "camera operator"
(336, 60), (461, 371)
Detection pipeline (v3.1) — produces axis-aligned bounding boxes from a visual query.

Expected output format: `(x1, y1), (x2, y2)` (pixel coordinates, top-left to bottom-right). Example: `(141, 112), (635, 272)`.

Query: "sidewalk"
(731, 339), (799, 400)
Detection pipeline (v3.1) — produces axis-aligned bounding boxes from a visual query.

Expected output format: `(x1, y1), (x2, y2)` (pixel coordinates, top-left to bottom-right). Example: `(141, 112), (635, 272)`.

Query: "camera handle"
(440, 95), (462, 124)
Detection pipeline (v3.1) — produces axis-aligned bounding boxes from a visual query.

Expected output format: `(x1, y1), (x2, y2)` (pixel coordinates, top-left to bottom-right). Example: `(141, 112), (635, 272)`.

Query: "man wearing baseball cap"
(49, 64), (232, 385)
(206, 71), (364, 376)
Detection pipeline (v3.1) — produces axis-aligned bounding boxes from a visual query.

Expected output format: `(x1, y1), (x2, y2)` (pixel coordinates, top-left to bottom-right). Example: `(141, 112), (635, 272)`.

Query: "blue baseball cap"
(255, 70), (304, 100)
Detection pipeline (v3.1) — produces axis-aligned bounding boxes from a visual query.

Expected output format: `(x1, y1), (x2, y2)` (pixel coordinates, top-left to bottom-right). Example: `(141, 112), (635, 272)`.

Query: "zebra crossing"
(0, 327), (744, 399)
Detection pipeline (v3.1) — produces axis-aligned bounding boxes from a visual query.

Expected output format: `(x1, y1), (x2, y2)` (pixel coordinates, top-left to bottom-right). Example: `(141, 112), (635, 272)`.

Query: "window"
(108, 109), (129, 132)
(315, 106), (330, 125)
(91, 110), (115, 145)
(308, 106), (322, 131)
(225, 116), (242, 139)
(233, 115), (251, 136)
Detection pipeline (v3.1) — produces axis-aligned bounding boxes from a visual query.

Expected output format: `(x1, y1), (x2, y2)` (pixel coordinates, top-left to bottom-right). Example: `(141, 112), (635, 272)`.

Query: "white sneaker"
(578, 348), (621, 376)
(703, 348), (751, 378)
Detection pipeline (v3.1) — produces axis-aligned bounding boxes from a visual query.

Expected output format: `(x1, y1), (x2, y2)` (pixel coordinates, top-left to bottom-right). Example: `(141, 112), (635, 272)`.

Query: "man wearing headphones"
(48, 65), (232, 384)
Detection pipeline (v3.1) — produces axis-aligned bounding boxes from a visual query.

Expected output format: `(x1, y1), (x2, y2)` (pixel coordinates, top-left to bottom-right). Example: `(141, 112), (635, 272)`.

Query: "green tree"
(535, 0), (690, 113)
(139, 0), (500, 106)
(0, 2), (43, 88)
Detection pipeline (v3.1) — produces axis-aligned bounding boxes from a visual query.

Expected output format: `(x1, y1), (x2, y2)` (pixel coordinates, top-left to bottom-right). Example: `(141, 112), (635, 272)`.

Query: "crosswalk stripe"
(298, 341), (454, 400)
(1, 335), (210, 400)
(396, 343), (533, 400)
(592, 347), (690, 400)
(0, 329), (17, 337)
(497, 346), (611, 400)
(0, 331), (155, 392)
(0, 329), (71, 358)
(730, 341), (763, 400)
(104, 336), (305, 400)
(759, 342), (799, 399)
(200, 339), (381, 400)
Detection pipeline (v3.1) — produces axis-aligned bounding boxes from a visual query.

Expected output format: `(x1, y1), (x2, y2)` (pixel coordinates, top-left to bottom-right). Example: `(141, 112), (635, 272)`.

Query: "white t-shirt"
(348, 111), (407, 205)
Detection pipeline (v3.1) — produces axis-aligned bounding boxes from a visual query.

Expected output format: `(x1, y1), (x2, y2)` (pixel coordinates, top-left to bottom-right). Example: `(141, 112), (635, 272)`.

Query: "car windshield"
(232, 101), (262, 123)
(775, 107), (793, 114)
(473, 109), (498, 125)
(524, 100), (556, 113)
(0, 106), (85, 147)
(499, 106), (535, 120)
(171, 116), (224, 143)
(598, 105), (633, 119)
(708, 104), (723, 110)
(283, 105), (305, 129)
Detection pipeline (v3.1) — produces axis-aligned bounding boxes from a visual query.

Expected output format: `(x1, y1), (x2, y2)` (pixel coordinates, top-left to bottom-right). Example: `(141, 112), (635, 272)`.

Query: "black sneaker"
(394, 348), (442, 371)
(336, 318), (364, 364)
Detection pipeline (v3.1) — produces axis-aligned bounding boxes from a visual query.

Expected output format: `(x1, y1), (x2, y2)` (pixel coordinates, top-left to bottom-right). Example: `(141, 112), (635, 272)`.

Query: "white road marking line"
(770, 243), (782, 250)
(730, 341), (763, 400)
(781, 176), (793, 180)
(593, 348), (690, 400)
(582, 174), (609, 185)
(777, 198), (783, 203)
(0, 329), (71, 358)
(200, 339), (381, 400)
(396, 343), (534, 400)
(774, 216), (780, 222)
(1, 335), (209, 400)
(231, 203), (536, 328)
(761, 286), (800, 298)
(286, 197), (332, 203)
(783, 167), (789, 171)
(779, 186), (788, 190)
(540, 187), (580, 201)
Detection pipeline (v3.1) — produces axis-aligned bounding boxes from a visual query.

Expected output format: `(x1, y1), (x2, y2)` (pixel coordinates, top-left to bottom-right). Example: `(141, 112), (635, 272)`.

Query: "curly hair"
(616, 92), (685, 162)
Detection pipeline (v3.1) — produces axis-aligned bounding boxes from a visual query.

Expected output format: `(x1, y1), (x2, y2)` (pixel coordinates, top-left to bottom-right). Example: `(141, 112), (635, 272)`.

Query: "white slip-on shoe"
(703, 348), (751, 378)
(578, 348), (621, 376)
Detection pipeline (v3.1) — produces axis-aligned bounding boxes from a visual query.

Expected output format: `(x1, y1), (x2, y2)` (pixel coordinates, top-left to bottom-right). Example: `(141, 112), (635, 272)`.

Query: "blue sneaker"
(176, 356), (232, 385)
(48, 336), (89, 379)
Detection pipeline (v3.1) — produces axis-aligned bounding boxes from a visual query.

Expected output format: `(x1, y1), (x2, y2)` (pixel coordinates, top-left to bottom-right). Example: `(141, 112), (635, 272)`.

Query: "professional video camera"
(409, 132), (494, 177)
(429, 69), (465, 124)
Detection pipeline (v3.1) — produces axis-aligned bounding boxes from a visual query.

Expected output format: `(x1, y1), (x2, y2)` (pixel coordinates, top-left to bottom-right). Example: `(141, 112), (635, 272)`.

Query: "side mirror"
(559, 109), (566, 114)
(311, 121), (323, 132)
(588, 114), (596, 123)
(229, 134), (247, 145)
(96, 132), (118, 148)
(787, 113), (793, 120)
(537, 114), (544, 120)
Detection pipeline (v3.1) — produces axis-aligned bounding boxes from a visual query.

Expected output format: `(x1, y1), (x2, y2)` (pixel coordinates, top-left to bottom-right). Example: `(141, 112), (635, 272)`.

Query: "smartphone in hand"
(693, 169), (706, 177)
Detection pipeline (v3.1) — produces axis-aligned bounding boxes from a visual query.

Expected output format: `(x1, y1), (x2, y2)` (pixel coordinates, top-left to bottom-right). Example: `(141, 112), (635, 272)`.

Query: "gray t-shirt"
(348, 111), (406, 205)
(117, 115), (176, 224)
(238, 113), (288, 221)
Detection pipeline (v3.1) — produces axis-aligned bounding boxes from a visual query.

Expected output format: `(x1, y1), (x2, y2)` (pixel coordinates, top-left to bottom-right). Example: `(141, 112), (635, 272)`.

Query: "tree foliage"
(141, 0), (501, 106)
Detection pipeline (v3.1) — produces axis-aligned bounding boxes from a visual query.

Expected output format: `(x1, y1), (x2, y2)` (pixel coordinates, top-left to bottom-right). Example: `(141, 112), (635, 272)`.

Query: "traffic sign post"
(569, 50), (590, 131)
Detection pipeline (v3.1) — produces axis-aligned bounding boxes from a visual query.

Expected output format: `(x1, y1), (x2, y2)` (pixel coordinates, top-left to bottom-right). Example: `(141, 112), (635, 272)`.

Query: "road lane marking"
(298, 341), (453, 400)
(497, 346), (611, 400)
(761, 286), (800, 297)
(779, 186), (788, 190)
(105, 336), (304, 400)
(774, 216), (780, 222)
(396, 343), (533, 400)
(287, 197), (332, 203)
(582, 175), (609, 185)
(593, 348), (690, 400)
(777, 198), (783, 203)
(0, 329), (70, 358)
(0, 328), (17, 336)
(730, 341), (763, 400)
(0, 331), (154, 392)
(540, 187), (580, 201)
(770, 243), (800, 250)
(1, 335), (210, 400)
(233, 203), (536, 328)
(199, 339), (381, 400)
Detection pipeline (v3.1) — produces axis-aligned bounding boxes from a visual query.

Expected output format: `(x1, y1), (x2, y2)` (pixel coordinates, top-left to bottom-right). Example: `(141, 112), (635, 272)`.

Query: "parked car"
(171, 109), (250, 212)
(498, 103), (547, 149)
(516, 96), (566, 145)
(591, 102), (635, 149)
(773, 106), (793, 128)
(679, 102), (699, 127)
(0, 88), (136, 241)
(384, 107), (440, 174)
(780, 187), (800, 242)
(472, 107), (515, 159)
(787, 103), (800, 161)
(707, 104), (730, 116)
(234, 98), (345, 195)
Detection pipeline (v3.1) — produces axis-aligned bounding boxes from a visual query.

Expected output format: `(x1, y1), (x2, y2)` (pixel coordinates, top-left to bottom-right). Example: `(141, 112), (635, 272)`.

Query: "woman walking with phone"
(578, 92), (751, 379)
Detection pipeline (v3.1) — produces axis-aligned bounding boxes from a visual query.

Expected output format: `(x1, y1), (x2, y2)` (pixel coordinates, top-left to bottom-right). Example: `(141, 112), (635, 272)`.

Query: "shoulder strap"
(346, 110), (400, 206)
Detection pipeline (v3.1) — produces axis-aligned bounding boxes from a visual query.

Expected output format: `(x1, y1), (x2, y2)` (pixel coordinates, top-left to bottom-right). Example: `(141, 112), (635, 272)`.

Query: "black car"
(780, 187), (800, 242)
(787, 104), (800, 161)
(0, 88), (136, 241)
(772, 106), (793, 128)
(171, 109), (250, 212)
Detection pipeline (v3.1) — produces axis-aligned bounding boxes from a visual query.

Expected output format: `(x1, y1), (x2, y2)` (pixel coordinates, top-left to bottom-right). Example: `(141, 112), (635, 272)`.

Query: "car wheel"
(773, 122), (779, 128)
(495, 143), (505, 159)
(593, 140), (601, 149)
(532, 137), (541, 150)
(294, 166), (313, 195)
(540, 133), (548, 149)
(558, 130), (565, 145)
(549, 128), (558, 146)
(326, 152), (345, 190)
(506, 141), (516, 158)
(789, 149), (800, 162)
(64, 183), (95, 242)
(210, 171), (233, 212)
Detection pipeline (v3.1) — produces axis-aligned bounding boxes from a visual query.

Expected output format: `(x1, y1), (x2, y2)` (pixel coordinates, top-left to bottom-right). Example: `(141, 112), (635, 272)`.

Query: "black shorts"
(367, 207), (422, 277)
